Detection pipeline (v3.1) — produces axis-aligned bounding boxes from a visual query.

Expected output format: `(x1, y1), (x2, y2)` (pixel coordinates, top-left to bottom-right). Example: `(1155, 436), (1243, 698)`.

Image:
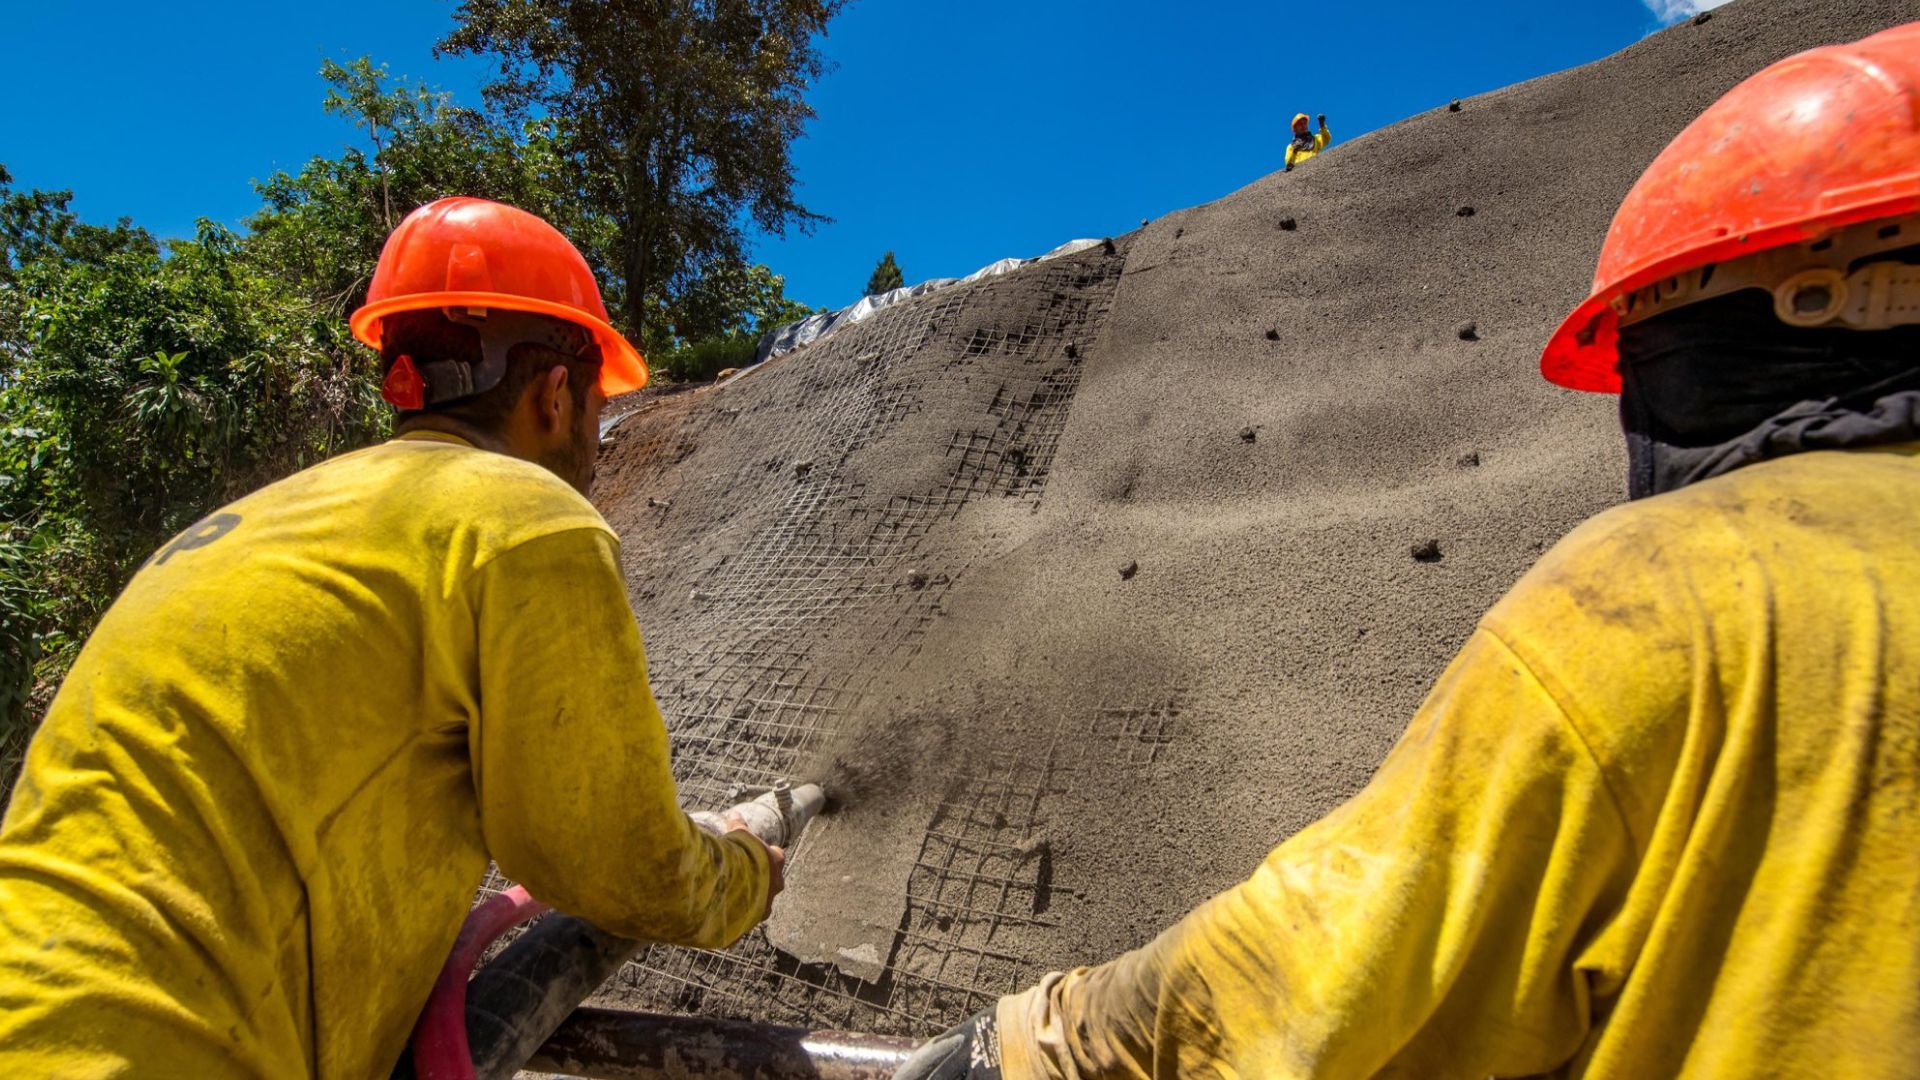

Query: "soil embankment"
(585, 0), (1920, 1034)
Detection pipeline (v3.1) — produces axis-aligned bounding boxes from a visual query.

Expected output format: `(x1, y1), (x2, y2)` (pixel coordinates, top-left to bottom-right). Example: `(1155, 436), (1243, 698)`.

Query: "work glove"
(891, 1007), (1004, 1080)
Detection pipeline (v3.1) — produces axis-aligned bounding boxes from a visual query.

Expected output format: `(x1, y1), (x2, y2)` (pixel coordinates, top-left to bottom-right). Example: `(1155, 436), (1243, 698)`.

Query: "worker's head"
(1539, 21), (1920, 496)
(351, 197), (648, 494)
(1292, 112), (1311, 134)
(376, 309), (606, 494)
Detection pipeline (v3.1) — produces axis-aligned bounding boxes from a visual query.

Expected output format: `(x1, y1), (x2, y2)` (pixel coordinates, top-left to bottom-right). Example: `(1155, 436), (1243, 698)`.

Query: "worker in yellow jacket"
(1284, 111), (1331, 171)
(0, 198), (781, 1078)
(898, 21), (1920, 1080)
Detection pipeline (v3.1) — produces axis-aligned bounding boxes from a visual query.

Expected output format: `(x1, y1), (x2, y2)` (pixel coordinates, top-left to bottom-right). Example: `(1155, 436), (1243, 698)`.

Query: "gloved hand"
(891, 1007), (1003, 1080)
(1317, 113), (1327, 126)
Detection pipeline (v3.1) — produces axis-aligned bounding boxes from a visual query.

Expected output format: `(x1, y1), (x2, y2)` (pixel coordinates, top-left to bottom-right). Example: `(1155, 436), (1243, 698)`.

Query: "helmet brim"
(1540, 186), (1920, 395)
(1540, 295), (1622, 394)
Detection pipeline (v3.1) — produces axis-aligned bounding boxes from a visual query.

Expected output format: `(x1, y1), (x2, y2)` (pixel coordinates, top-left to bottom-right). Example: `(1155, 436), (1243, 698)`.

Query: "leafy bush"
(0, 178), (392, 798)
(0, 44), (827, 799)
(0, 526), (39, 771)
(659, 333), (759, 383)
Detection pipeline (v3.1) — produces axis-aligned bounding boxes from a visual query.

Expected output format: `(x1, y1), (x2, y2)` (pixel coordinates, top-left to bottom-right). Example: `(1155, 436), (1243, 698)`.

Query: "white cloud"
(1644, 0), (1735, 20)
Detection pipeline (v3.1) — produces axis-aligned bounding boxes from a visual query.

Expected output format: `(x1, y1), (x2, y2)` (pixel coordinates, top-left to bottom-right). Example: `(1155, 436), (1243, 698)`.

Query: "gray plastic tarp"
(753, 238), (1106, 366)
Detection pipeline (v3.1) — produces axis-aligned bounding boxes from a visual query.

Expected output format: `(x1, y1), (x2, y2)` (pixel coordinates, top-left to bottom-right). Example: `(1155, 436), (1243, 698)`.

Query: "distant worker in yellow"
(899, 22), (1920, 1080)
(1284, 111), (1331, 171)
(0, 198), (782, 1078)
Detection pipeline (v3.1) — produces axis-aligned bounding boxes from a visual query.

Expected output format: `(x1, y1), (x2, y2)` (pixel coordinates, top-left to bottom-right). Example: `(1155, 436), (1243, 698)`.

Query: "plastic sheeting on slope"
(753, 238), (1106, 365)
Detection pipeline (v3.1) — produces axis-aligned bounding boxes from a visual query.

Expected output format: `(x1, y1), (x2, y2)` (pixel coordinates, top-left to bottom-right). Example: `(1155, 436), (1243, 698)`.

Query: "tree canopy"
(0, 11), (845, 789)
(438, 0), (847, 350)
(0, 166), (389, 776)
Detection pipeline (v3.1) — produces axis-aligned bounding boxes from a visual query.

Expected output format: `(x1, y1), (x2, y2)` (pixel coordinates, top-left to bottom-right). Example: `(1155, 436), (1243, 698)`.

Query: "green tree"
(0, 37), (838, 790)
(248, 57), (589, 324)
(656, 258), (817, 381)
(438, 0), (848, 348)
(0, 167), (390, 777)
(0, 526), (37, 776)
(864, 250), (902, 296)
(671, 259), (814, 343)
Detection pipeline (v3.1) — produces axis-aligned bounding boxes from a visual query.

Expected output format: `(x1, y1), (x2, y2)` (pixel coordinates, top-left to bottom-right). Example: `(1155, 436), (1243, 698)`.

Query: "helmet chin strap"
(402, 308), (599, 408)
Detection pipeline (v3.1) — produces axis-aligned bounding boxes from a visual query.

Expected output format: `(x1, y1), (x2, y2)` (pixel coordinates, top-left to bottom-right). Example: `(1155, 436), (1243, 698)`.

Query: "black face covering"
(1616, 289), (1920, 499)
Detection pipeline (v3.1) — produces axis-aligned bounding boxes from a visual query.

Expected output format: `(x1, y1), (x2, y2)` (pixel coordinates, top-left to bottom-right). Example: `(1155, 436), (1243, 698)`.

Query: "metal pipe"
(527, 1007), (919, 1080)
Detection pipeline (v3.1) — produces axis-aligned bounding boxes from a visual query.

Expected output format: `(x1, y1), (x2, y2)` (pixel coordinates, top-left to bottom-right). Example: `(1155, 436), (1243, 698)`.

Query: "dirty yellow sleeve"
(1001, 627), (1630, 1079)
(469, 528), (770, 947)
(0, 432), (768, 1080)
(998, 444), (1920, 1079)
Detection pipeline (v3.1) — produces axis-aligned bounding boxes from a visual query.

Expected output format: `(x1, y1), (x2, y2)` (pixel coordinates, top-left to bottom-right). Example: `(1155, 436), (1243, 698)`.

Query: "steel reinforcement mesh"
(489, 244), (1135, 1035)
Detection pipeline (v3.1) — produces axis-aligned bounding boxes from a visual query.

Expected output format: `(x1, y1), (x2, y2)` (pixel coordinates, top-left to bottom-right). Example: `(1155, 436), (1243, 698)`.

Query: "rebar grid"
(564, 247), (1129, 1032)
(656, 668), (870, 810)
(888, 713), (1072, 1021)
(646, 264), (1118, 808)
(1090, 696), (1183, 766)
(962, 323), (1042, 358)
(614, 710), (1076, 1035)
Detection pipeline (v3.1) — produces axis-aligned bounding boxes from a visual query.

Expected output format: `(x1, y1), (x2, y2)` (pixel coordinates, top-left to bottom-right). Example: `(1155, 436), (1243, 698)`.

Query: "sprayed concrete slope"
(582, 0), (1920, 1035)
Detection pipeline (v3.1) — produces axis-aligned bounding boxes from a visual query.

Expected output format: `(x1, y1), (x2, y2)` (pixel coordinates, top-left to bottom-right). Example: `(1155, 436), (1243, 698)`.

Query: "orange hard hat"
(350, 197), (648, 396)
(1542, 21), (1920, 393)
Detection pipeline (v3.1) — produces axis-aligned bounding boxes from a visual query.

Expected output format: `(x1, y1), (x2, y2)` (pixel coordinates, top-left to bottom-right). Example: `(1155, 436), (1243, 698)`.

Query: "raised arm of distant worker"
(1284, 114), (1332, 171)
(468, 525), (772, 948)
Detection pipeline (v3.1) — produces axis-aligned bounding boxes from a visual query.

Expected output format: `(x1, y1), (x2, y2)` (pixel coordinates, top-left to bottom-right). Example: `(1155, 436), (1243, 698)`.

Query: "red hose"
(411, 885), (552, 1080)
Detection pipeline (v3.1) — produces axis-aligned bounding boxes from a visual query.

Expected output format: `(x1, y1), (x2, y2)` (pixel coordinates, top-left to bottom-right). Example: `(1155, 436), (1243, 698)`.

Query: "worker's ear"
(535, 363), (573, 435)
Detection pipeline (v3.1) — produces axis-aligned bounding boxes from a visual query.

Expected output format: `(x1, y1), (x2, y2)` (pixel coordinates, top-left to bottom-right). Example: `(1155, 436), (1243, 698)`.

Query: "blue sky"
(3, 0), (1724, 312)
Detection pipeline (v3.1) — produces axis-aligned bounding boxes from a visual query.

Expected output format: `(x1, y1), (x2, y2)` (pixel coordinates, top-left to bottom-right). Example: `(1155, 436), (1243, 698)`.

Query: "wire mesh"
(1090, 696), (1183, 766)
(517, 246), (1131, 1034)
(612, 706), (1078, 1035)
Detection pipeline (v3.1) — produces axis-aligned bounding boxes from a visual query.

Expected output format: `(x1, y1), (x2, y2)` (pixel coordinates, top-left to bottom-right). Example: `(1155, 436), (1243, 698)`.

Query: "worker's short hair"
(378, 309), (599, 428)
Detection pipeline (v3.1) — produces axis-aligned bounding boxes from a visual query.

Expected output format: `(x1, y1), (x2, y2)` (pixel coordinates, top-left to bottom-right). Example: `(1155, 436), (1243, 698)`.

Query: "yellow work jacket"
(1285, 126), (1331, 169)
(0, 432), (770, 1079)
(998, 442), (1920, 1079)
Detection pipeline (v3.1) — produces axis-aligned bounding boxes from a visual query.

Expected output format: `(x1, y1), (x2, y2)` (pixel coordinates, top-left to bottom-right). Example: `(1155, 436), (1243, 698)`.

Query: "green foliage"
(0, 168), (392, 783)
(14, 215), (385, 554)
(0, 30), (835, 792)
(865, 250), (903, 296)
(659, 332), (760, 383)
(653, 259), (817, 383)
(439, 0), (846, 340)
(249, 57), (589, 322)
(671, 260), (816, 344)
(0, 524), (41, 772)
